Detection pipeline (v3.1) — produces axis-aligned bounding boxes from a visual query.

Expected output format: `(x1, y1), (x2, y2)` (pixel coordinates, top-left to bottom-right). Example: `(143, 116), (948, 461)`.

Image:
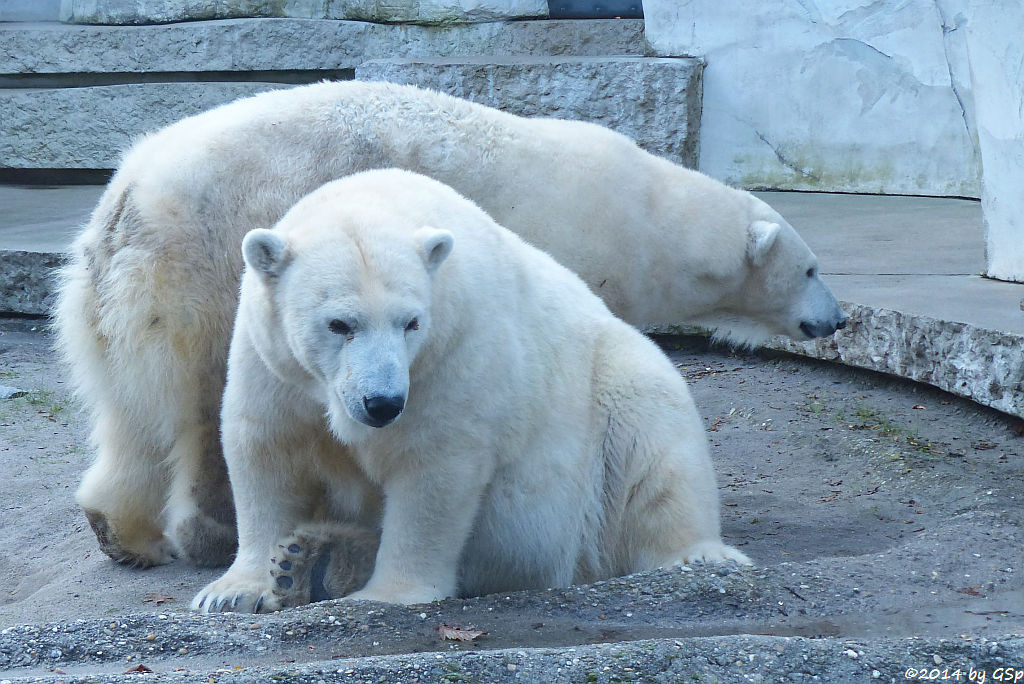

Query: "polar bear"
(191, 169), (749, 612)
(56, 80), (844, 569)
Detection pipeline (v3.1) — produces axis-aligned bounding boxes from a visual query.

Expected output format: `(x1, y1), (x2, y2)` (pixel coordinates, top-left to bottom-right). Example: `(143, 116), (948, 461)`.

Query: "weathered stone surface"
(652, 301), (1024, 419)
(0, 82), (289, 169)
(59, 0), (547, 24)
(0, 19), (644, 76)
(765, 303), (1024, 418)
(356, 57), (703, 166)
(0, 250), (66, 316)
(642, 0), (981, 197)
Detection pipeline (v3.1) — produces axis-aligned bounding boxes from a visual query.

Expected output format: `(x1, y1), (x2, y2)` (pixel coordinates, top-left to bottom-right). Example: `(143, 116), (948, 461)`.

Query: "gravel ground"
(1, 317), (1022, 682)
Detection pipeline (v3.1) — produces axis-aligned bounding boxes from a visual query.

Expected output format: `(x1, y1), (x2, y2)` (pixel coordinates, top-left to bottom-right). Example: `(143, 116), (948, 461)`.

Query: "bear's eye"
(806, 267), (817, 278)
(405, 317), (419, 332)
(328, 319), (353, 336)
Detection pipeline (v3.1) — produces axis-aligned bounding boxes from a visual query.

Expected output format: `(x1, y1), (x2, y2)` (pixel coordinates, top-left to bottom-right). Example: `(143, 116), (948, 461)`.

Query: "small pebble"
(0, 385), (25, 399)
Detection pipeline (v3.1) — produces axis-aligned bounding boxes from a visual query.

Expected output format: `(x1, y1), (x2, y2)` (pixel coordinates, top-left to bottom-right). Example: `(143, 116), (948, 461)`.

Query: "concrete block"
(761, 303), (1024, 419)
(59, 0), (547, 24)
(0, 82), (290, 169)
(0, 251), (66, 316)
(355, 57), (703, 167)
(642, 0), (981, 197)
(0, 19), (644, 76)
(651, 301), (1024, 420)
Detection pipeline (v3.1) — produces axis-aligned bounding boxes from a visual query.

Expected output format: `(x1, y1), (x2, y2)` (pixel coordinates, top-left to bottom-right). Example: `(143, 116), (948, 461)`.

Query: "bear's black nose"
(363, 394), (405, 427)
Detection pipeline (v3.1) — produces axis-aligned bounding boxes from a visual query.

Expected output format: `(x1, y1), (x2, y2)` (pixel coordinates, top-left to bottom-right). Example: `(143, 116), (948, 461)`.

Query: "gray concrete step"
(354, 57), (701, 167)
(0, 19), (664, 172)
(0, 18), (645, 76)
(3, 186), (1021, 419)
(2, 57), (701, 170)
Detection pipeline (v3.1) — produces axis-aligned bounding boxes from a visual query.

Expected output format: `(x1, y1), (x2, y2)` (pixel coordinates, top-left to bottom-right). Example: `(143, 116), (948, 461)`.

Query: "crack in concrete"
(754, 130), (822, 183)
(830, 36), (894, 62)
(934, 0), (975, 141)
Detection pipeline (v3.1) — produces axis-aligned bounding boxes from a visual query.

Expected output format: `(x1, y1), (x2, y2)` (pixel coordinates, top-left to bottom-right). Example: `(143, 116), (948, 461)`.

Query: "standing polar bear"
(56, 81), (845, 569)
(192, 169), (749, 612)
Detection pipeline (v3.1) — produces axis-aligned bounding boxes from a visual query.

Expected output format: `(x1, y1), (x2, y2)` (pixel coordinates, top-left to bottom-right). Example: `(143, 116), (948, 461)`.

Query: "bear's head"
(691, 199), (847, 347)
(739, 214), (847, 342)
(240, 199), (454, 442)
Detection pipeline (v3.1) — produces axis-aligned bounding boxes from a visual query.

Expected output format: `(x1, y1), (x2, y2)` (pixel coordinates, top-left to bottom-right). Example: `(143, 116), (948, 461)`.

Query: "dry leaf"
(143, 592), (174, 605)
(438, 624), (487, 641)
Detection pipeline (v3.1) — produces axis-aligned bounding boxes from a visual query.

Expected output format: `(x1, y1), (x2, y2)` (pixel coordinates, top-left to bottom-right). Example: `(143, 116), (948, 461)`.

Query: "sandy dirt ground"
(1, 316), (1022, 680)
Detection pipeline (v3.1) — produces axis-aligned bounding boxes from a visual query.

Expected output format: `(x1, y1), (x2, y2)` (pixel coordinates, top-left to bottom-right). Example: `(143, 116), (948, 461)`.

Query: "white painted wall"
(644, 0), (1024, 282)
(957, 0), (1024, 282)
(0, 0), (61, 21)
(642, 0), (981, 197)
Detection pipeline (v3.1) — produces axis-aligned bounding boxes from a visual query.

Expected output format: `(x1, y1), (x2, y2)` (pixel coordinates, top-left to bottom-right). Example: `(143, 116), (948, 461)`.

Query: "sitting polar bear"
(191, 169), (749, 612)
(56, 80), (845, 569)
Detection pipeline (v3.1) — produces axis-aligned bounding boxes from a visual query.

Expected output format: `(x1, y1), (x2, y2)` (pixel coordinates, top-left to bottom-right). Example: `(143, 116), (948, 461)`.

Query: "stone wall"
(355, 57), (702, 166)
(0, 19), (657, 172)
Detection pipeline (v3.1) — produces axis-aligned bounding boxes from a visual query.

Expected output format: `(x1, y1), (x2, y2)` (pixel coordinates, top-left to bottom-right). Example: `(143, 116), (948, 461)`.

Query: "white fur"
(55, 81), (843, 566)
(191, 170), (749, 612)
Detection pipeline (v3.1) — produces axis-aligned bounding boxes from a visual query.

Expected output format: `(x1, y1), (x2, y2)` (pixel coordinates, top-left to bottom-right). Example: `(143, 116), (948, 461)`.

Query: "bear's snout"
(799, 313), (847, 339)
(362, 394), (406, 427)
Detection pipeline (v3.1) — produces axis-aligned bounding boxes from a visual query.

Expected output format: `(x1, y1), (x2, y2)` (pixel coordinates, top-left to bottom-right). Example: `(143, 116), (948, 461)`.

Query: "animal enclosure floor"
(0, 319), (1021, 678)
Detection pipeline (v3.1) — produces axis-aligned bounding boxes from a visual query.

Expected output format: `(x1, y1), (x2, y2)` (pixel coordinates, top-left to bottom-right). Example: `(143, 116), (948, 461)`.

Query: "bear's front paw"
(346, 582), (449, 606)
(192, 572), (280, 614)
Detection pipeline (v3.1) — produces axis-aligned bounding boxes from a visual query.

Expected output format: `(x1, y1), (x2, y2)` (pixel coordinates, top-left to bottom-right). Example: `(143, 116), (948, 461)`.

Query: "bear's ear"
(414, 226), (455, 273)
(747, 220), (781, 266)
(242, 229), (290, 278)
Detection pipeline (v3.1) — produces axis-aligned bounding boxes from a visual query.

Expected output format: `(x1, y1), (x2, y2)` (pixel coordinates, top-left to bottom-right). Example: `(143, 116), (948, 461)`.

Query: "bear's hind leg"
(594, 330), (751, 575)
(76, 409), (176, 568)
(165, 415), (237, 567)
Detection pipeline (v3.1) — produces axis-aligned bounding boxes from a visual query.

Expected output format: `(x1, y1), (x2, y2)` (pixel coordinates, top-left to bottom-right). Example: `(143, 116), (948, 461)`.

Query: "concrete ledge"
(0, 19), (645, 76)
(0, 82), (288, 169)
(59, 0), (548, 24)
(764, 302), (1024, 418)
(650, 302), (1024, 420)
(3, 56), (700, 171)
(355, 57), (703, 166)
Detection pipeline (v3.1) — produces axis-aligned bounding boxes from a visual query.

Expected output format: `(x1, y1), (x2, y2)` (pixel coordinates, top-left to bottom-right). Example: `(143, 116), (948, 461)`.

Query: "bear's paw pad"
(270, 533), (339, 608)
(269, 524), (379, 608)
